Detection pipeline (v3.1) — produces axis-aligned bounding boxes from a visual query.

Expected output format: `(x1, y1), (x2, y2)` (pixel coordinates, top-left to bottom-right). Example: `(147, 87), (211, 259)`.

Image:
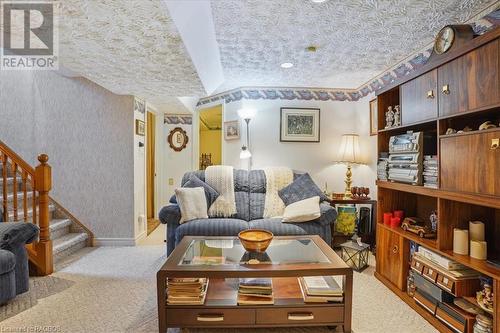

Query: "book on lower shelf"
(167, 278), (209, 305)
(237, 278), (274, 305)
(298, 276), (344, 303)
(423, 155), (438, 188)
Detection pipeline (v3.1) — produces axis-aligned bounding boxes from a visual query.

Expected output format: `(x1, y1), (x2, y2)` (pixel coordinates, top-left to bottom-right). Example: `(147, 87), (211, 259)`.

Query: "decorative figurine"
(479, 121), (497, 130)
(393, 105), (401, 127)
(401, 217), (436, 238)
(385, 106), (394, 129)
(476, 282), (494, 314)
(457, 126), (473, 134)
(430, 211), (438, 233)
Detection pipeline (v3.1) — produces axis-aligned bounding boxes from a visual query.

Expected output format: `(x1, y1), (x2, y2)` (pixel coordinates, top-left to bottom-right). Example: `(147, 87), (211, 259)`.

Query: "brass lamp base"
(343, 164), (353, 199)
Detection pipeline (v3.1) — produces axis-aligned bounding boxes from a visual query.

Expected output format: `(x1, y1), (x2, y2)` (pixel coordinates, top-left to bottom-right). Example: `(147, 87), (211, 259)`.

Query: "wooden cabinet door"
(440, 130), (500, 196)
(400, 69), (438, 125)
(376, 226), (408, 289)
(438, 40), (499, 117)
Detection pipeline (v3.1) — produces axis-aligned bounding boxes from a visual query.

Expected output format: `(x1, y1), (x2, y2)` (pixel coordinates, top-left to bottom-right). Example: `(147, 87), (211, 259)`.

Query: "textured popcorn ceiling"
(211, 0), (498, 91)
(59, 0), (205, 113)
(57, 0), (498, 110)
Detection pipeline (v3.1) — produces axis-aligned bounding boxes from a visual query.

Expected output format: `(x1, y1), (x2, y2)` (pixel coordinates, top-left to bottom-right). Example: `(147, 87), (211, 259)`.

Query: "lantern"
(340, 240), (370, 271)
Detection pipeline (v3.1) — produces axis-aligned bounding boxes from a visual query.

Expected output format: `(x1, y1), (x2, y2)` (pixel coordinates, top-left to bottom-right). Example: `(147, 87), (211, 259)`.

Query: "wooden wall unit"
(440, 130), (500, 196)
(400, 69), (438, 125)
(376, 226), (409, 290)
(375, 27), (500, 333)
(437, 40), (499, 117)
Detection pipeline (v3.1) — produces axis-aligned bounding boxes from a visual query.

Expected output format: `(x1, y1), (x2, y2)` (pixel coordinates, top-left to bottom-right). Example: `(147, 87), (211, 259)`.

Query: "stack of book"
(423, 155), (438, 188)
(237, 278), (274, 305)
(416, 247), (467, 272)
(167, 278), (208, 305)
(298, 276), (343, 303)
(377, 154), (389, 181)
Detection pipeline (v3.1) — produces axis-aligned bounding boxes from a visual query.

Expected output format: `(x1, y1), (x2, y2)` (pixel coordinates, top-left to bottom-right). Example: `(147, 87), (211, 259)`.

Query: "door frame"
(193, 102), (224, 170)
(146, 110), (156, 221)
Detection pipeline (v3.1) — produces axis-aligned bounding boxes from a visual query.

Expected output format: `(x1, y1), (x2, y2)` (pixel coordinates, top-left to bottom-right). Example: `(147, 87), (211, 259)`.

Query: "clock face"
(434, 26), (455, 55)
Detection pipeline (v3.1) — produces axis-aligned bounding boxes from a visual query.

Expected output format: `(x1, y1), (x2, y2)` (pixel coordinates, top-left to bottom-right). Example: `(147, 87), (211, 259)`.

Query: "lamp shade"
(337, 134), (362, 164)
(237, 108), (257, 120)
(240, 147), (252, 159)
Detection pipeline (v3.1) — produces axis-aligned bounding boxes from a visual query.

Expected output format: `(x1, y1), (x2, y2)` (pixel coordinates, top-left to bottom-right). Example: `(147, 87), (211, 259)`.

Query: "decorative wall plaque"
(168, 127), (189, 152)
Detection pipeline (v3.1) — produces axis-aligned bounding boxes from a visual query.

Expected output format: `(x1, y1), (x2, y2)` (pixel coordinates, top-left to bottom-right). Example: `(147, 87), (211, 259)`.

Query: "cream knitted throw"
(263, 167), (293, 218)
(205, 165), (237, 218)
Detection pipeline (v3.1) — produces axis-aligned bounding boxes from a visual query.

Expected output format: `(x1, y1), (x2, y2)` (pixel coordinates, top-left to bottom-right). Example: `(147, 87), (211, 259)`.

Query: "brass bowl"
(238, 229), (273, 253)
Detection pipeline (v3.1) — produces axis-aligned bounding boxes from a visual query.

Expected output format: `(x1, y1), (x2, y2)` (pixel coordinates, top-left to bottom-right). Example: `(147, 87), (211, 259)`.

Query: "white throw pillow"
(282, 196), (321, 223)
(175, 187), (208, 224)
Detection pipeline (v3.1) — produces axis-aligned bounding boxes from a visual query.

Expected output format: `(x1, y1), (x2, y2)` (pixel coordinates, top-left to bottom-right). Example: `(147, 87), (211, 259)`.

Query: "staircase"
(1, 141), (93, 275)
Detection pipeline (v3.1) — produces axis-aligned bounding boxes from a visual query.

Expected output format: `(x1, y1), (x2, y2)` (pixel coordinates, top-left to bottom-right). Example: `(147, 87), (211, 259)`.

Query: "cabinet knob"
(392, 245), (399, 254)
(491, 138), (499, 150)
(427, 90), (435, 99)
(442, 84), (450, 95)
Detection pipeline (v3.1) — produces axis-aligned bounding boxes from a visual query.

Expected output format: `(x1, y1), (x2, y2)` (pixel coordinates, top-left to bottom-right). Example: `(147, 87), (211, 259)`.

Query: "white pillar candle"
(470, 240), (487, 260)
(469, 221), (485, 241)
(453, 228), (469, 255)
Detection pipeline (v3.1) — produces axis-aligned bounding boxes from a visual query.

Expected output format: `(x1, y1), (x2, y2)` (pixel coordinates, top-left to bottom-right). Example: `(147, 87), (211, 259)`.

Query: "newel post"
(34, 154), (53, 275)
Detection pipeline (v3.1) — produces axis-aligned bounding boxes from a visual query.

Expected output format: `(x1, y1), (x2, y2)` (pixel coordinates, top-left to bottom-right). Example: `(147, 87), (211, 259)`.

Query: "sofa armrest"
(317, 202), (337, 227)
(159, 204), (181, 227)
(0, 222), (39, 249)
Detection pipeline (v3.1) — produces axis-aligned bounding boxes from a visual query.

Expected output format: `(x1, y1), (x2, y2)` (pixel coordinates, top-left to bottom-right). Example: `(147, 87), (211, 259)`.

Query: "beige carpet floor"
(0, 245), (437, 333)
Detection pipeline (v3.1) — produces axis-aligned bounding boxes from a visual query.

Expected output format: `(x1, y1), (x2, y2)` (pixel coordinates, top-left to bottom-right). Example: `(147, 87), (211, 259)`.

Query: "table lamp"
(336, 134), (362, 199)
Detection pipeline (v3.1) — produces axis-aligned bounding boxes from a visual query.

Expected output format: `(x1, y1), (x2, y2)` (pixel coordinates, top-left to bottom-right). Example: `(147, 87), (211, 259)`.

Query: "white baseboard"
(94, 230), (148, 247)
(134, 230), (147, 244)
(94, 238), (136, 246)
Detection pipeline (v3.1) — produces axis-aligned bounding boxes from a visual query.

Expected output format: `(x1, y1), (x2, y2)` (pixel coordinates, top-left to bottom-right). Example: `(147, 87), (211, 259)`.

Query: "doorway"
(199, 105), (222, 169)
(146, 111), (159, 235)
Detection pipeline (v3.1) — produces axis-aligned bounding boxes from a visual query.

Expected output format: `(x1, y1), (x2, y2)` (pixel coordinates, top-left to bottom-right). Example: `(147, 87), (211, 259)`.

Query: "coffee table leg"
(343, 271), (353, 333)
(157, 271), (167, 333)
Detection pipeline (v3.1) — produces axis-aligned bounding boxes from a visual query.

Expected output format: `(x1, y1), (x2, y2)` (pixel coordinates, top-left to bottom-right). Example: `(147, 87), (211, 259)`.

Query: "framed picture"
(280, 107), (320, 142)
(224, 120), (240, 140)
(369, 98), (377, 136)
(135, 119), (145, 136)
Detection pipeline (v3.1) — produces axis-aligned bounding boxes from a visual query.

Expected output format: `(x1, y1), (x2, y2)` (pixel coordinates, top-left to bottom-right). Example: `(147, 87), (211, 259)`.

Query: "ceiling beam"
(162, 0), (224, 95)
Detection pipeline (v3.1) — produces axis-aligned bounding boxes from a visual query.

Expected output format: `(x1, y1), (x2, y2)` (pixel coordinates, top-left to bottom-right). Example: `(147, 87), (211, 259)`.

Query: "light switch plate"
(168, 178), (174, 185)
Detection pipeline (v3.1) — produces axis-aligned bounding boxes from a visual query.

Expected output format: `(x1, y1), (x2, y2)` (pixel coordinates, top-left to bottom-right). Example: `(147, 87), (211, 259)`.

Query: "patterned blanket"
(263, 167), (293, 218)
(205, 165), (237, 218)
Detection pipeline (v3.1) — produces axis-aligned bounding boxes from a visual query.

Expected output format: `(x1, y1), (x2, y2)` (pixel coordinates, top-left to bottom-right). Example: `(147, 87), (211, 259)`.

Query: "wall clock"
(168, 127), (189, 152)
(432, 25), (474, 56)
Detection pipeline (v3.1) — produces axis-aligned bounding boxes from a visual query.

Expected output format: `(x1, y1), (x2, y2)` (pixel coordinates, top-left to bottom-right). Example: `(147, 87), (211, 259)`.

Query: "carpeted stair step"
(53, 232), (88, 263)
(0, 190), (34, 204)
(3, 177), (30, 192)
(7, 203), (55, 221)
(49, 219), (72, 239)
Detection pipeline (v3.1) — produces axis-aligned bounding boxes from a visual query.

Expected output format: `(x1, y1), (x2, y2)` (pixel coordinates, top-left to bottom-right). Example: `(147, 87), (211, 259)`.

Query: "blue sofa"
(0, 222), (39, 304)
(159, 169), (337, 256)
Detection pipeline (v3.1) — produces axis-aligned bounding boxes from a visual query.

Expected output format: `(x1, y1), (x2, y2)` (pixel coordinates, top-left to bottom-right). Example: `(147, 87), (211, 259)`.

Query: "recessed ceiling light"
(311, 0), (328, 3)
(280, 62), (294, 69)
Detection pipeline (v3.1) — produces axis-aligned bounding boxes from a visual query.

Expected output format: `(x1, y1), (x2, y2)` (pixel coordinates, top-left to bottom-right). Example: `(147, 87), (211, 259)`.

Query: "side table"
(329, 198), (377, 252)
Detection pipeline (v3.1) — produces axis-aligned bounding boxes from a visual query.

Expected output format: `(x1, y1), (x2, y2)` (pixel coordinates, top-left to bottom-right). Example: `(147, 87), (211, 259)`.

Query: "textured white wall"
(0, 70), (136, 239)
(134, 103), (147, 240)
(217, 98), (378, 196)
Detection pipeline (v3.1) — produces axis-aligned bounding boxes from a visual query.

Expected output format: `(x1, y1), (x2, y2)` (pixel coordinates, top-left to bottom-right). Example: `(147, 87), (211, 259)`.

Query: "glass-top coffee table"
(157, 235), (353, 332)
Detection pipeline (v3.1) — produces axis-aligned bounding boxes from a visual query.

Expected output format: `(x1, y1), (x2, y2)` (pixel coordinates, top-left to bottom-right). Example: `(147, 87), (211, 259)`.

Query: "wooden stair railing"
(0, 141), (53, 275)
